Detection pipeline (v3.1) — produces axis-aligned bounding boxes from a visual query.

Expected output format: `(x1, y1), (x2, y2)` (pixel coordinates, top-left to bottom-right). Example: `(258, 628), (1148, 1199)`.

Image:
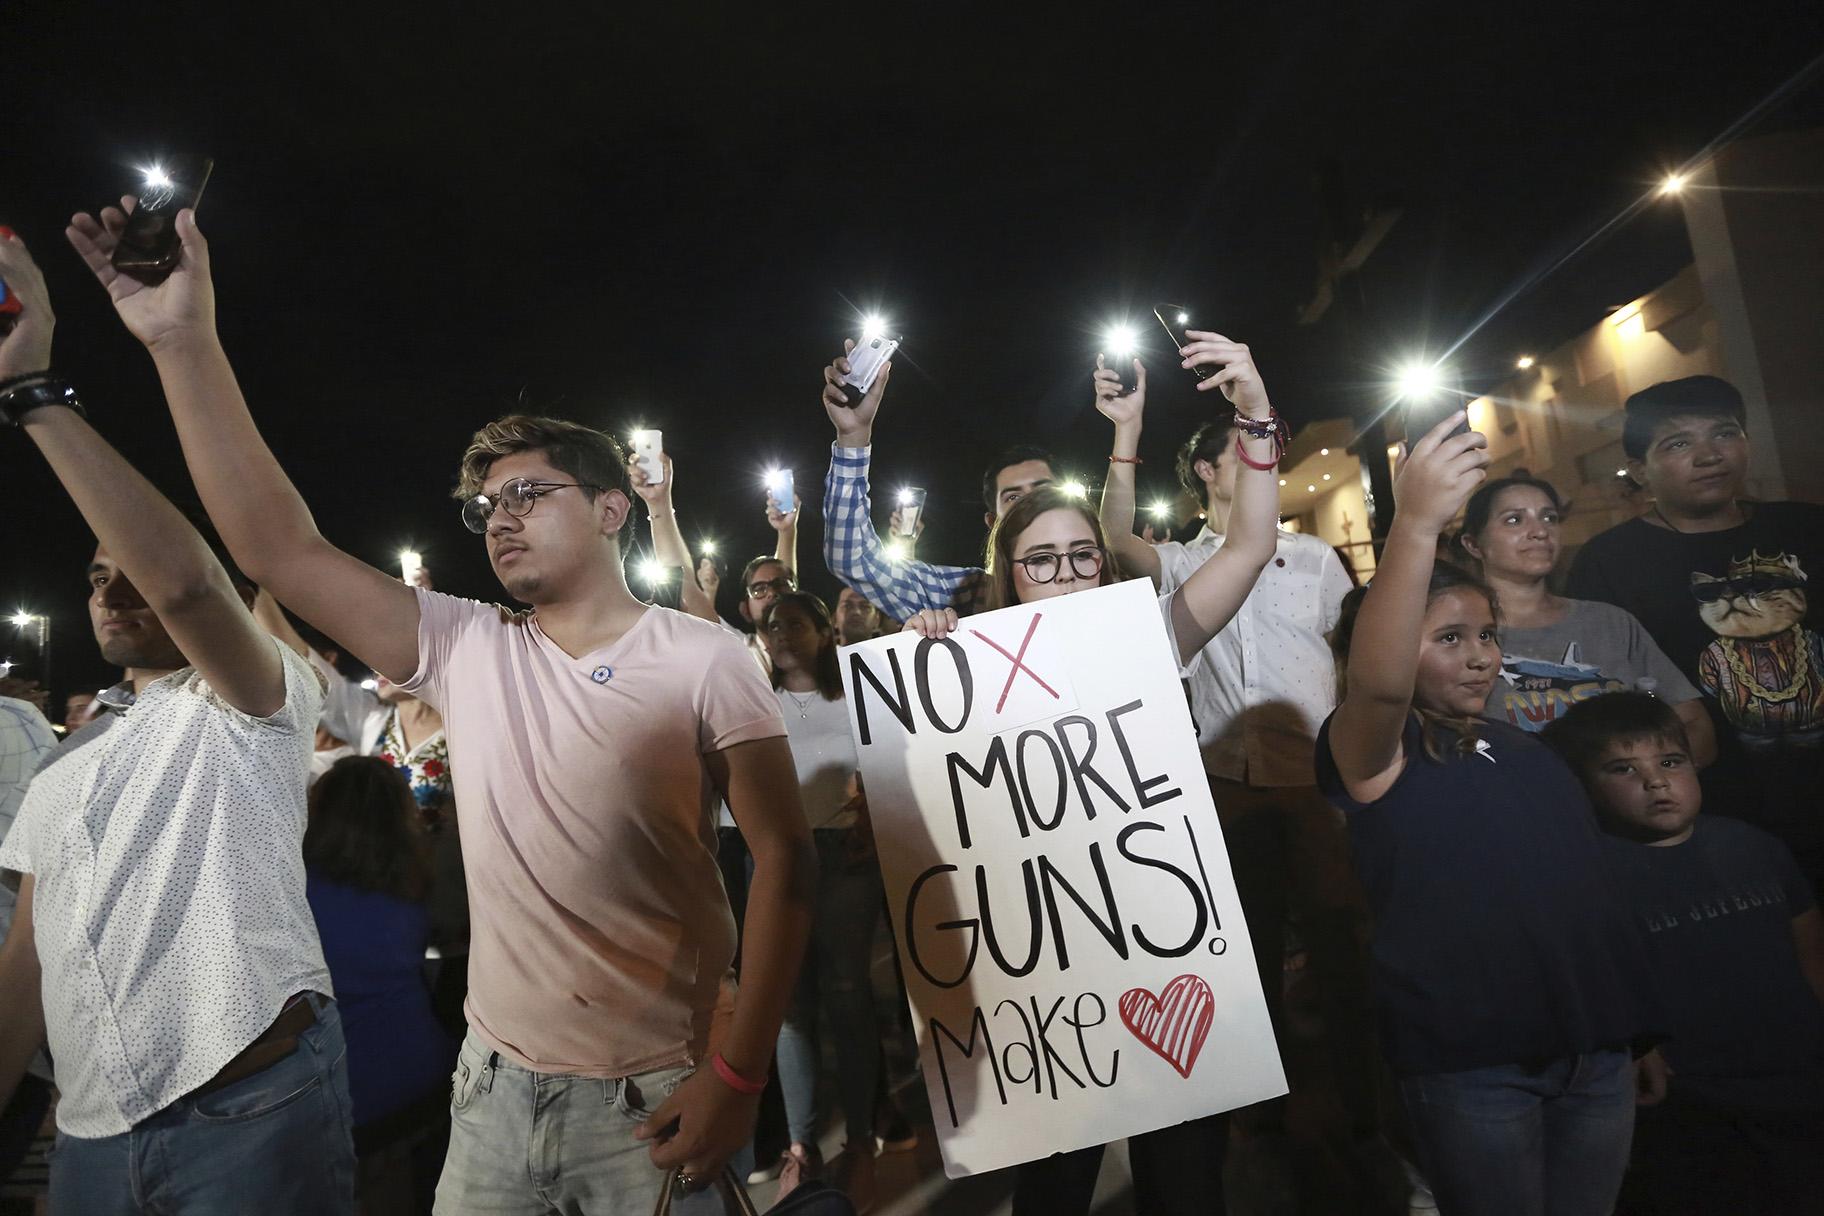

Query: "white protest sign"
(841, 578), (1286, 1178)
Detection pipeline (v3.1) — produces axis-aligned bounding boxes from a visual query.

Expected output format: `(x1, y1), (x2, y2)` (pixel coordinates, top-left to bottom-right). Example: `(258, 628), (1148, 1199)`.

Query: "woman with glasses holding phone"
(903, 334), (1286, 1216)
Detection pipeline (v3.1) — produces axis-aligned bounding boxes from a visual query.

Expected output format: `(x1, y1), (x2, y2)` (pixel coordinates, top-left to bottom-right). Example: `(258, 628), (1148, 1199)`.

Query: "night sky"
(6, 3), (1823, 706)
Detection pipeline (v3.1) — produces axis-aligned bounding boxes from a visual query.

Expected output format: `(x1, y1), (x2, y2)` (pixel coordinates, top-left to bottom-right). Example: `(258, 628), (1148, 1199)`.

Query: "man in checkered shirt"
(819, 341), (1057, 620)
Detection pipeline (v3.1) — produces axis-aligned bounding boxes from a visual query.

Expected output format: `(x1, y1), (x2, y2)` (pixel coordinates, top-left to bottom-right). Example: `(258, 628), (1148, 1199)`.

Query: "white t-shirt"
(0, 696), (57, 1083)
(0, 642), (331, 1137)
(775, 687), (859, 829)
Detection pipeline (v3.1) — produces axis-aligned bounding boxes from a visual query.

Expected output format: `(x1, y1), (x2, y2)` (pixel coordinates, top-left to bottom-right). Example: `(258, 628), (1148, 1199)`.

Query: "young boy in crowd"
(1544, 692), (1824, 1214)
(1567, 376), (1824, 896)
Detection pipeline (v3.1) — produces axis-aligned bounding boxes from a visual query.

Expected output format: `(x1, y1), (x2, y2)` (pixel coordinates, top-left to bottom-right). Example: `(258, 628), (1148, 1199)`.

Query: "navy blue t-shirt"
(1316, 713), (1654, 1075)
(1603, 817), (1824, 1112)
(307, 870), (456, 1127)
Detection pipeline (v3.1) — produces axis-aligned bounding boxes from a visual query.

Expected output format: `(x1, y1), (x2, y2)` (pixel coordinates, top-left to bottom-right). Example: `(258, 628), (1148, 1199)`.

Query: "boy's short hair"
(454, 415), (631, 502)
(1621, 376), (1746, 461)
(1541, 691), (1692, 778)
(981, 445), (1058, 511)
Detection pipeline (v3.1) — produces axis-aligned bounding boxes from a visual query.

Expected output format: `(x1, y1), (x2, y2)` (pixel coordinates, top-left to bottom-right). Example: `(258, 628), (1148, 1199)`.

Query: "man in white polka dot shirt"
(0, 228), (352, 1213)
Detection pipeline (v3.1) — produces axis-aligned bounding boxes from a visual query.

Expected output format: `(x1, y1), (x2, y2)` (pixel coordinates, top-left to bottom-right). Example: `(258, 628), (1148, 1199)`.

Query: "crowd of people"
(0, 191), (1820, 1216)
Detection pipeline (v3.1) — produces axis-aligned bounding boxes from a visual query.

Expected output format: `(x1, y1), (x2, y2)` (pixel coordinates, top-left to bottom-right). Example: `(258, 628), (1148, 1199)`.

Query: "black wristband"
(0, 371), (55, 396)
(0, 377), (86, 427)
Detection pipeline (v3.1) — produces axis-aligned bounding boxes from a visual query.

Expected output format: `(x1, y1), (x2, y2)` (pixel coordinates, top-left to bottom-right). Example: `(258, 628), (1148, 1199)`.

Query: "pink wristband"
(711, 1052), (766, 1095)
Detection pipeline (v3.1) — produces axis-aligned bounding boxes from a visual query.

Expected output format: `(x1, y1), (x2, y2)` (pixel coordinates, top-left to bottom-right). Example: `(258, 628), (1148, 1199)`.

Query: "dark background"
(5, 2), (1823, 706)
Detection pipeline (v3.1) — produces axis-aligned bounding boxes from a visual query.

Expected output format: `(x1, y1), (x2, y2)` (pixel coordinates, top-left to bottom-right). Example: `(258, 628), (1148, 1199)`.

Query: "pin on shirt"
(591, 666), (613, 684)
(1474, 738), (1497, 764)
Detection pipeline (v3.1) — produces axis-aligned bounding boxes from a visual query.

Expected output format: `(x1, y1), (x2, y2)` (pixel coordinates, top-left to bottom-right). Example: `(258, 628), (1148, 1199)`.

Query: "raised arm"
(1167, 336), (1279, 662)
(820, 346), (979, 618)
(0, 230), (283, 716)
(1327, 416), (1490, 800)
(766, 500), (799, 579)
(628, 451), (719, 624)
(65, 203), (420, 684)
(1095, 356), (1163, 584)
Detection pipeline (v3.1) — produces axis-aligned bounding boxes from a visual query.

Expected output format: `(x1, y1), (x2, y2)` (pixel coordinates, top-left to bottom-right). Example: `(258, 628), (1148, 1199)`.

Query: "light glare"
(1147, 500), (1173, 520)
(1515, 355), (1536, 370)
(1060, 480), (1088, 500)
(1395, 362), (1445, 400)
(1660, 174), (1685, 196)
(1103, 324), (1138, 359)
(142, 165), (172, 189)
(9, 612), (34, 628)
(638, 559), (672, 585)
(862, 314), (887, 341)
(700, 539), (717, 556)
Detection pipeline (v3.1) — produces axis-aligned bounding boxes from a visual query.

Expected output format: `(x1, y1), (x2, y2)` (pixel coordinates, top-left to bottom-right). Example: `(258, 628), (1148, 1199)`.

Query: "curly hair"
(453, 414), (631, 502)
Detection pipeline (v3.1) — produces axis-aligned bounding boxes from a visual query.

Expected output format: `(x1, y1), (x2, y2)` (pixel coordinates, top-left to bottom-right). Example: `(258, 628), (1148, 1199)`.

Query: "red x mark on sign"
(969, 614), (1061, 713)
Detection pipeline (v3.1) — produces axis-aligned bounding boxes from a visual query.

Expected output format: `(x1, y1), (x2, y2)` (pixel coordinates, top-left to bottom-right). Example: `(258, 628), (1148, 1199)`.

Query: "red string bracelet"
(1108, 455), (1143, 465)
(711, 1052), (767, 1095)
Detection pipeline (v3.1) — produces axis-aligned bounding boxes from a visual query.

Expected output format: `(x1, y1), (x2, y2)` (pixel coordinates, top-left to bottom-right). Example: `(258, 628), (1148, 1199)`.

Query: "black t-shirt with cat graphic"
(1569, 501), (1824, 891)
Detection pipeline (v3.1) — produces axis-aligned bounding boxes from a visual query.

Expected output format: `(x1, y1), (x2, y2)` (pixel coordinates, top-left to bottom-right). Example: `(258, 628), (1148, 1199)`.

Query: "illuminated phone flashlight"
(1148, 500), (1173, 520)
(137, 163), (177, 210)
(1060, 479), (1088, 500)
(141, 164), (173, 190)
(700, 539), (717, 557)
(1103, 324), (1138, 362)
(398, 549), (424, 583)
(884, 539), (909, 564)
(1175, 311), (1189, 325)
(638, 558), (672, 585)
(861, 314), (888, 342)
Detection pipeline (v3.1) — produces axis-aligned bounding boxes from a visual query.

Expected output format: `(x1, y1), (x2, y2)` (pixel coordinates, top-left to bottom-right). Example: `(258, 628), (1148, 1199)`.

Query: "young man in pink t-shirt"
(67, 203), (816, 1213)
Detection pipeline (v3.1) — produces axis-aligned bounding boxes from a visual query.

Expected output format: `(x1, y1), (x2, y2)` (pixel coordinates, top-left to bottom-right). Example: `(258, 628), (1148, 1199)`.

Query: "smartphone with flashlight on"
(111, 155), (214, 280)
(1153, 303), (1212, 380)
(838, 334), (899, 396)
(766, 469), (797, 516)
(894, 487), (927, 538)
(1402, 396), (1472, 449)
(630, 429), (664, 487)
(1100, 323), (1141, 393)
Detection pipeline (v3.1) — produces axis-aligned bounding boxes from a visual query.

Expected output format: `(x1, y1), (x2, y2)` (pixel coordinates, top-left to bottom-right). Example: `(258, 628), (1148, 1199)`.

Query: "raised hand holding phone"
(110, 157), (214, 281)
(66, 198), (216, 352)
(1092, 353), (1147, 429)
(821, 338), (893, 448)
(1392, 413), (1491, 535)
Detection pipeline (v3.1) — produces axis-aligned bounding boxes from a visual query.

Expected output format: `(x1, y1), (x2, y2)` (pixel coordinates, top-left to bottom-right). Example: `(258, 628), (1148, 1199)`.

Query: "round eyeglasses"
(461, 479), (603, 534)
(1009, 546), (1105, 584)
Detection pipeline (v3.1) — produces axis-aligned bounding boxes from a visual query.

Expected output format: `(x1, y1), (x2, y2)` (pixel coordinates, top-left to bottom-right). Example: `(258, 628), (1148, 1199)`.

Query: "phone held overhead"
(1153, 303), (1212, 380)
(765, 468), (796, 516)
(1101, 323), (1139, 392)
(630, 429), (664, 486)
(111, 156), (214, 281)
(894, 487), (927, 539)
(838, 315), (899, 397)
(1396, 361), (1471, 448)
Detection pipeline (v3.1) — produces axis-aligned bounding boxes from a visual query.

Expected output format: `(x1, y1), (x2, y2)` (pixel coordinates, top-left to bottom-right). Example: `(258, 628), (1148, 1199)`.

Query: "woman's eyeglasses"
(1010, 546), (1105, 584)
(461, 479), (602, 534)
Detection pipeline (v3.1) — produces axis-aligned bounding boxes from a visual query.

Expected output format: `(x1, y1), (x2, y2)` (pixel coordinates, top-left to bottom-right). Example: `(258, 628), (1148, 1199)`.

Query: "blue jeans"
(775, 829), (882, 1148)
(434, 1029), (728, 1216)
(49, 992), (355, 1216)
(1399, 1049), (1635, 1216)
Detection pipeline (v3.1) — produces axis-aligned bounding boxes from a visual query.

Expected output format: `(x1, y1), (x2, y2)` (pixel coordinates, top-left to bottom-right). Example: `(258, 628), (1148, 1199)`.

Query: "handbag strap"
(651, 1166), (759, 1216)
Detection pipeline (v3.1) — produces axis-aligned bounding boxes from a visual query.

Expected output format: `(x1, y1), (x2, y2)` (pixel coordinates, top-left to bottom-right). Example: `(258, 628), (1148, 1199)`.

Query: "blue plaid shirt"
(823, 443), (987, 620)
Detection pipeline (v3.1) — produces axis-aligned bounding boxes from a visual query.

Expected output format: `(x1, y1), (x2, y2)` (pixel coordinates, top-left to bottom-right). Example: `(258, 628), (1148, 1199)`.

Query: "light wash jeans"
(775, 828), (883, 1148)
(48, 992), (355, 1216)
(1398, 1049), (1635, 1216)
(434, 1029), (729, 1216)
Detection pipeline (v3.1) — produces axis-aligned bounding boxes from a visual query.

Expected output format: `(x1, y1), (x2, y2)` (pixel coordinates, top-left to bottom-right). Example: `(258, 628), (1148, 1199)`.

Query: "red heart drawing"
(1118, 974), (1215, 1079)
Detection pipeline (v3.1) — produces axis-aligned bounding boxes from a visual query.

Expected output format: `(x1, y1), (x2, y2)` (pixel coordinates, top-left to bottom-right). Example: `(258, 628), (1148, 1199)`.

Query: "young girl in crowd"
(905, 335), (1284, 1216)
(758, 591), (883, 1209)
(1320, 416), (1655, 1216)
(306, 756), (457, 1212)
(1456, 472), (1715, 763)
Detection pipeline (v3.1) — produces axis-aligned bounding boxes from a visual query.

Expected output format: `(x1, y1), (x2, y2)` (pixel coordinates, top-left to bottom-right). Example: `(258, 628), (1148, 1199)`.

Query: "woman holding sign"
(906, 332), (1286, 1216)
(759, 592), (884, 1209)
(1318, 415), (1654, 1216)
